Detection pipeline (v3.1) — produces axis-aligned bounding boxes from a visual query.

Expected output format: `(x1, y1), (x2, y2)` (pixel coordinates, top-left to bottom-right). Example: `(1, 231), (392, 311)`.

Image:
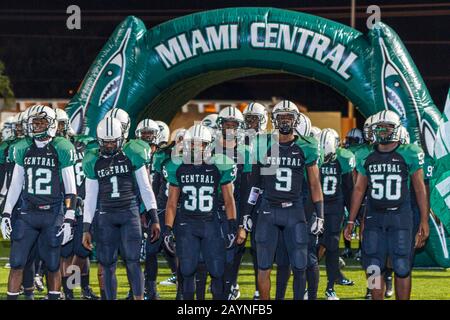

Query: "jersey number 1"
(110, 176), (120, 198)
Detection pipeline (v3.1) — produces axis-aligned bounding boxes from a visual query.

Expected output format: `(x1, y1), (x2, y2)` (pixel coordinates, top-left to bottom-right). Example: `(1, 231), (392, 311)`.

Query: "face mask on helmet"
(220, 119), (242, 141)
(183, 139), (211, 164)
(139, 129), (159, 145)
(275, 113), (297, 135)
(56, 120), (69, 137)
(372, 123), (399, 144)
(97, 117), (124, 156)
(244, 114), (262, 131)
(28, 112), (56, 140)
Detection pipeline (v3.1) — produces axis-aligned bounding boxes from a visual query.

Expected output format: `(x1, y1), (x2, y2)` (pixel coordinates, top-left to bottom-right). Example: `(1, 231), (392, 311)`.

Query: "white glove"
(57, 218), (74, 246)
(311, 217), (324, 235)
(1, 213), (12, 240)
(242, 215), (253, 232)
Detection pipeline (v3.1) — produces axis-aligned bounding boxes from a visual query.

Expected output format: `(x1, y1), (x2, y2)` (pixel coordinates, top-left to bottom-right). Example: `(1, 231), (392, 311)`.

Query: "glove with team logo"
(311, 201), (325, 235)
(57, 210), (75, 246)
(240, 214), (253, 233)
(1, 212), (12, 240)
(162, 226), (176, 256)
(226, 219), (238, 249)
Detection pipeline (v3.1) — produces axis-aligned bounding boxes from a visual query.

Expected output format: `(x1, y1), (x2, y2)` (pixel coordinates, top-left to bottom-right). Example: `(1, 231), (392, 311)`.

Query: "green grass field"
(0, 240), (448, 300)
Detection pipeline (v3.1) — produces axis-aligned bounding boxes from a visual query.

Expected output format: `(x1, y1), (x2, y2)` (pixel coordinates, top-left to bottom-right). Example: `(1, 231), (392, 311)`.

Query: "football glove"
(310, 217), (324, 236)
(241, 214), (253, 232)
(57, 217), (74, 246)
(162, 226), (176, 256)
(1, 213), (12, 240)
(226, 219), (237, 249)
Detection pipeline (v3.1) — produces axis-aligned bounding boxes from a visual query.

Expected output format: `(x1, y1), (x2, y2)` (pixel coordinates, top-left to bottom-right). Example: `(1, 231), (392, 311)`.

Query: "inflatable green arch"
(66, 7), (449, 267)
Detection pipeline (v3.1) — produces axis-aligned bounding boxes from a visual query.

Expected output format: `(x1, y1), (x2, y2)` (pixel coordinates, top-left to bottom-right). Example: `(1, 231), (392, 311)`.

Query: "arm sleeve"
(83, 178), (98, 225)
(62, 166), (77, 196)
(3, 164), (25, 214)
(240, 162), (262, 218)
(135, 166), (158, 211)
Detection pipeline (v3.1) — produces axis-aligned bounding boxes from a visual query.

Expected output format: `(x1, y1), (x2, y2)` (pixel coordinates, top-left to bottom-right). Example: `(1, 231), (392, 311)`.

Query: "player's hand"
(1, 213), (12, 240)
(57, 218), (74, 246)
(242, 214), (253, 232)
(82, 232), (93, 251)
(310, 217), (324, 235)
(226, 219), (237, 249)
(162, 226), (176, 255)
(236, 227), (247, 245)
(344, 222), (354, 241)
(150, 223), (161, 243)
(415, 220), (430, 249)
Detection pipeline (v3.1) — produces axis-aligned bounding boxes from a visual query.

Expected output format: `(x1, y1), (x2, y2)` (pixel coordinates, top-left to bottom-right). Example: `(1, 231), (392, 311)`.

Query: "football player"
(0, 116), (15, 207)
(242, 102), (268, 300)
(243, 100), (324, 300)
(82, 117), (160, 300)
(156, 121), (170, 148)
(317, 129), (355, 300)
(163, 124), (237, 300)
(55, 108), (99, 300)
(1, 105), (77, 300)
(215, 106), (252, 300)
(344, 110), (429, 300)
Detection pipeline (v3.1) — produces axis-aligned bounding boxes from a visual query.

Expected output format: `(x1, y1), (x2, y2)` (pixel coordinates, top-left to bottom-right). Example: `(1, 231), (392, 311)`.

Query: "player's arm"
(1, 164), (24, 239)
(307, 163), (325, 235)
(222, 181), (240, 247)
(344, 172), (368, 241)
(411, 168), (430, 248)
(81, 177), (98, 250)
(61, 165), (77, 221)
(240, 162), (262, 222)
(135, 165), (160, 242)
(165, 185), (180, 229)
(162, 184), (180, 255)
(2, 164), (25, 214)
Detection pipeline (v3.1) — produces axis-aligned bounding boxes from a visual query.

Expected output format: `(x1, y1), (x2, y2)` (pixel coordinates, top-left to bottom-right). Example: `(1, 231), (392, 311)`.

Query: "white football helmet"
(155, 121), (170, 146)
(217, 107), (245, 141)
(27, 105), (57, 140)
(104, 108), (131, 139)
(55, 108), (70, 137)
(344, 128), (364, 147)
(371, 110), (401, 144)
(310, 126), (322, 140)
(97, 117), (124, 155)
(295, 113), (312, 137)
(328, 128), (340, 148)
(319, 128), (338, 163)
(363, 115), (375, 143)
(201, 114), (219, 129)
(135, 118), (160, 145)
(12, 112), (26, 138)
(243, 102), (268, 132)
(271, 100), (300, 135)
(1, 116), (15, 141)
(398, 125), (410, 144)
(183, 124), (212, 163)
(171, 128), (186, 143)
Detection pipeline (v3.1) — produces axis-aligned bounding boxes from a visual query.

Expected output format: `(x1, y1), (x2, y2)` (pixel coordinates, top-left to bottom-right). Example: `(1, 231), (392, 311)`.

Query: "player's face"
(102, 140), (119, 154)
(57, 121), (66, 136)
(222, 120), (239, 140)
(276, 113), (295, 134)
(375, 123), (394, 139)
(245, 114), (260, 131)
(140, 129), (157, 144)
(32, 117), (49, 134)
(15, 123), (23, 136)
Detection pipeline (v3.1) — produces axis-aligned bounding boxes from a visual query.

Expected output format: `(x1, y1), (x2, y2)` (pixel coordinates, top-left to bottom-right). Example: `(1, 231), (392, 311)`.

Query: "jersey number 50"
(370, 174), (401, 201)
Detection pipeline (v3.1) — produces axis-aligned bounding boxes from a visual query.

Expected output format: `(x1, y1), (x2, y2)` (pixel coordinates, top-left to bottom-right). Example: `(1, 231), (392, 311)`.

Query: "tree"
(0, 60), (15, 110)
